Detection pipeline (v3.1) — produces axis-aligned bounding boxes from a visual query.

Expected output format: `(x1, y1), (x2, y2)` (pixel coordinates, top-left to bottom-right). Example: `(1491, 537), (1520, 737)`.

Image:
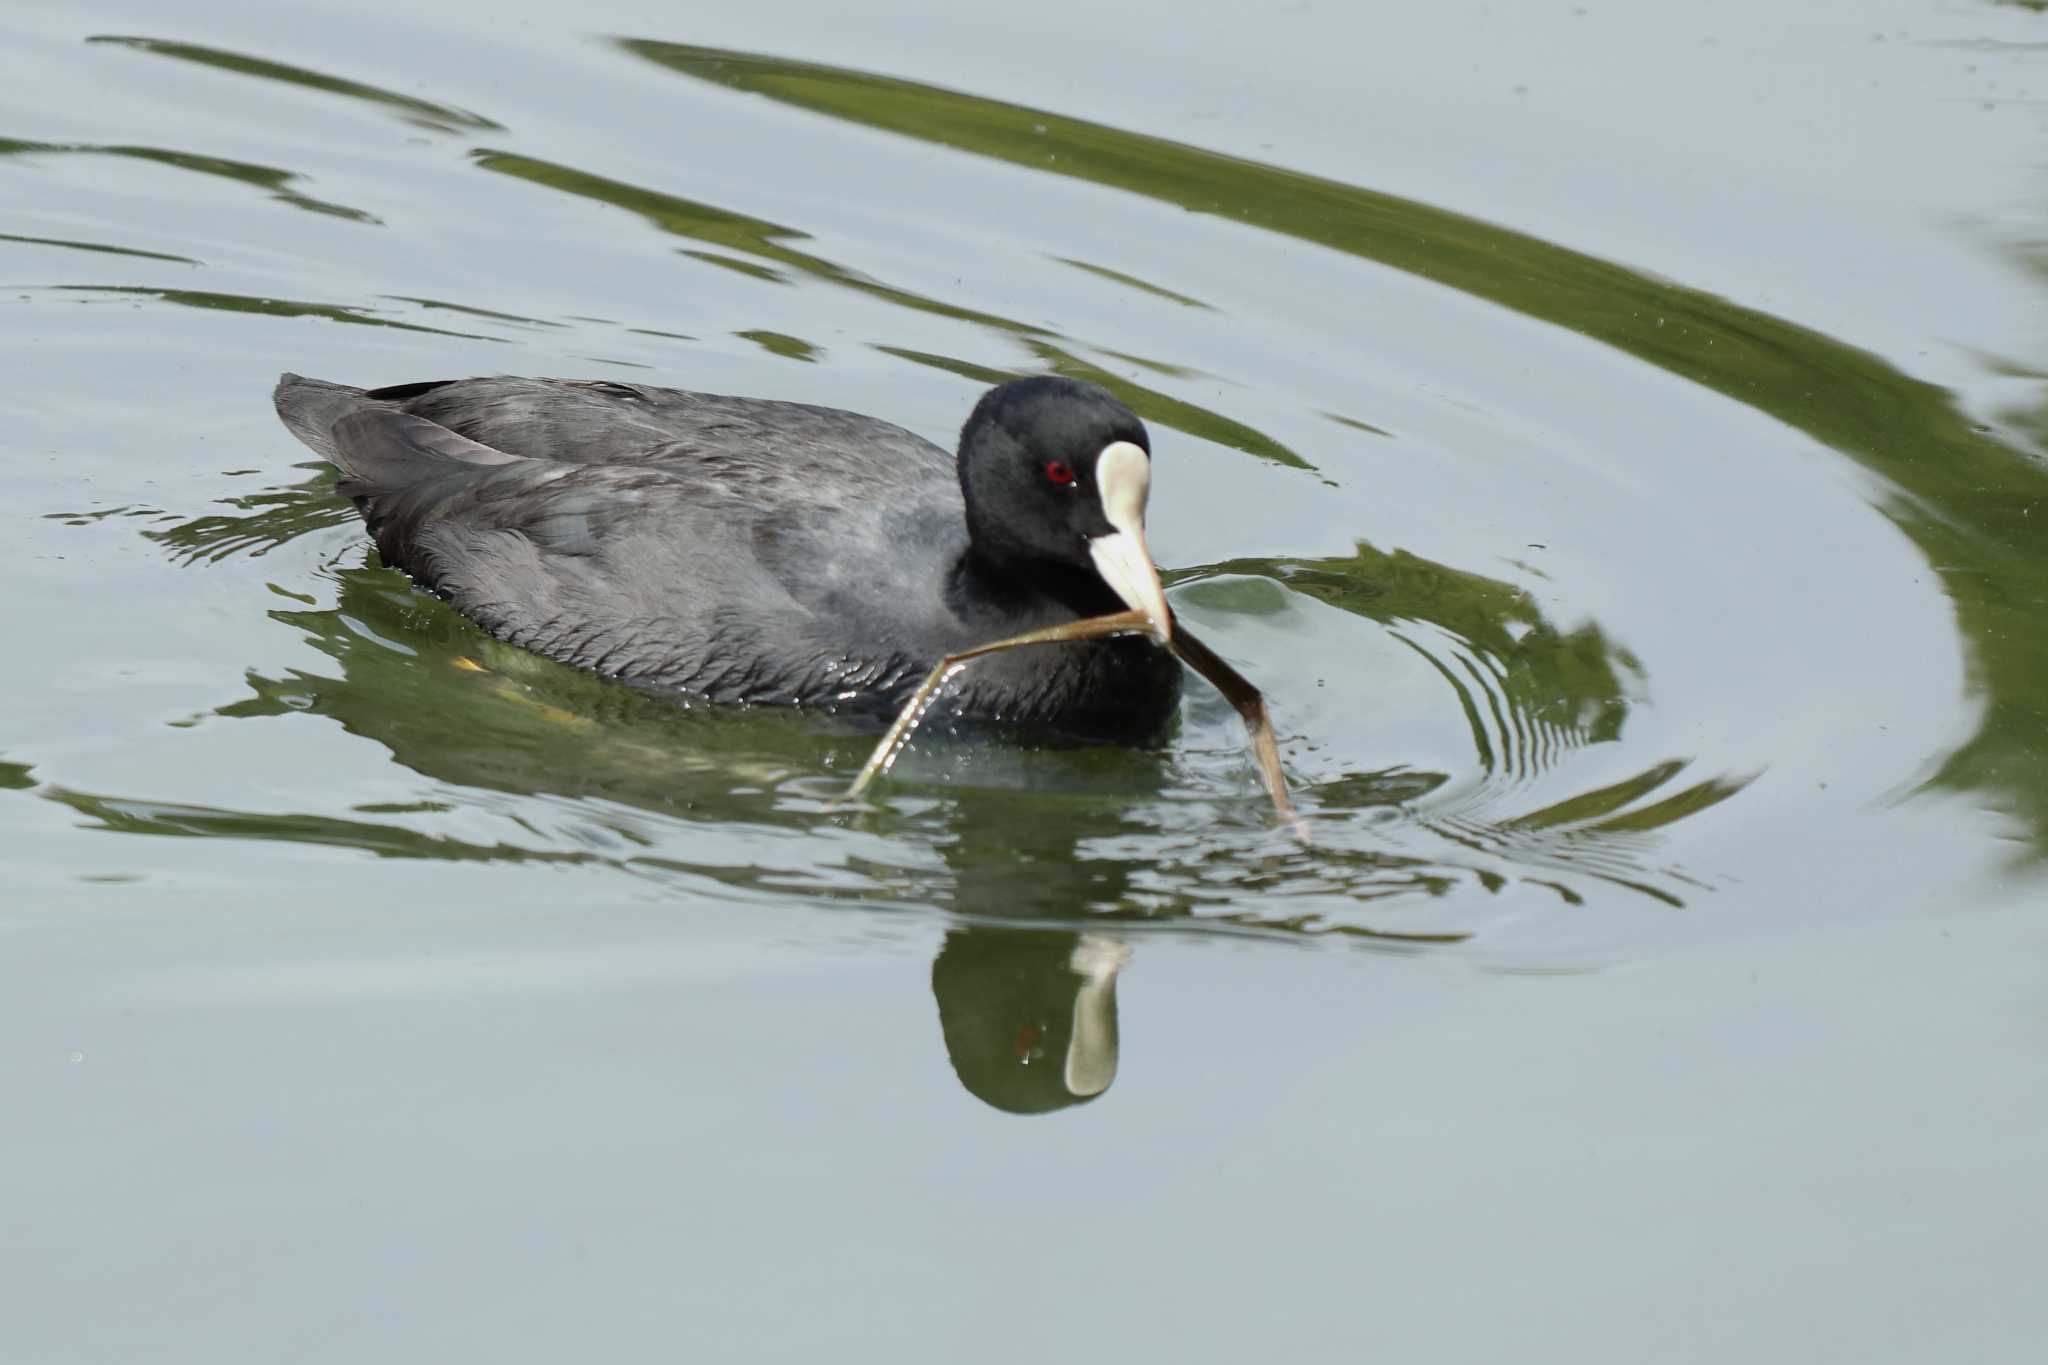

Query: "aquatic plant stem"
(839, 609), (1303, 840)
(838, 608), (1157, 804)
(1168, 624), (1304, 840)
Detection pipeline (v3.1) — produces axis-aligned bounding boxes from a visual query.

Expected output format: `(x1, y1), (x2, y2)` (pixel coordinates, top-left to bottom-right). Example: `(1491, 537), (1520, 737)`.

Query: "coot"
(273, 373), (1185, 742)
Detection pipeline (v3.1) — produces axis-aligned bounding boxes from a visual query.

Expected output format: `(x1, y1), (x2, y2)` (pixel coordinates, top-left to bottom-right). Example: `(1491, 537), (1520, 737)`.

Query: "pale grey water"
(4, 0), (2048, 1359)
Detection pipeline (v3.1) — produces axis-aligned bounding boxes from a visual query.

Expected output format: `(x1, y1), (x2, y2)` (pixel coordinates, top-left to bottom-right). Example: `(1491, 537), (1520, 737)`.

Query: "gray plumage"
(272, 373), (1182, 742)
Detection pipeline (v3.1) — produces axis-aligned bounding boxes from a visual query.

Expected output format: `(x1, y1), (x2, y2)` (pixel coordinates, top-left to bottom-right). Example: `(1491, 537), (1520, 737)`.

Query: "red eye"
(1044, 460), (1076, 486)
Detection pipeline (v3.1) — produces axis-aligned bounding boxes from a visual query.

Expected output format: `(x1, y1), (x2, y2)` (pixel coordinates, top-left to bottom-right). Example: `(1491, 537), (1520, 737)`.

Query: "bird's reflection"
(931, 929), (1127, 1114)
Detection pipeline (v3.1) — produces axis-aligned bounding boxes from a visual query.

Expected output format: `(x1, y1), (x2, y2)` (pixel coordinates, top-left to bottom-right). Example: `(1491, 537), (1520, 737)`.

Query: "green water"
(5, 0), (2047, 1359)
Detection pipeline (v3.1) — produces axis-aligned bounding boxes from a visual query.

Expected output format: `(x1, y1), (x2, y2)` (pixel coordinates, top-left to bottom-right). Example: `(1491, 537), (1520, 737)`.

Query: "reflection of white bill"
(1065, 934), (1132, 1098)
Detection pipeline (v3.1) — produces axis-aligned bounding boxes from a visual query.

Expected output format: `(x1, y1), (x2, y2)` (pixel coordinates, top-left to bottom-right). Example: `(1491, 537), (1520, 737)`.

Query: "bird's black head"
(956, 377), (1169, 637)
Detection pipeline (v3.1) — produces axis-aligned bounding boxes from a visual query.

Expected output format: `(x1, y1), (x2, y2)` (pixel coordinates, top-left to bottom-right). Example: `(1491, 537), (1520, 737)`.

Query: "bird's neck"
(951, 547), (1124, 625)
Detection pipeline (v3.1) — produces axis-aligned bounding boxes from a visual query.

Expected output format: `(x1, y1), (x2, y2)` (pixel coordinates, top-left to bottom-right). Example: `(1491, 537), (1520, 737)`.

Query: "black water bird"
(275, 373), (1186, 725)
(273, 372), (1293, 817)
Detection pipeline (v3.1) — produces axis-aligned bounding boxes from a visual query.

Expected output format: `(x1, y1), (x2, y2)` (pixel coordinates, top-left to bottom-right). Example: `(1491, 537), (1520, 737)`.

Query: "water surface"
(4, 0), (2047, 1359)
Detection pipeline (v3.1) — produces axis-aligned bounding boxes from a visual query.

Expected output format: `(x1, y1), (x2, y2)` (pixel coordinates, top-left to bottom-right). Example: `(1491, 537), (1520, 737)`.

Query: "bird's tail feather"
(271, 373), (368, 464)
(273, 373), (517, 492)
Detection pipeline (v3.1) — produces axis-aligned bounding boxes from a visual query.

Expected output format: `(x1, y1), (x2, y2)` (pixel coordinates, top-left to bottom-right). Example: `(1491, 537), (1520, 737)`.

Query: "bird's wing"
(327, 406), (943, 703)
